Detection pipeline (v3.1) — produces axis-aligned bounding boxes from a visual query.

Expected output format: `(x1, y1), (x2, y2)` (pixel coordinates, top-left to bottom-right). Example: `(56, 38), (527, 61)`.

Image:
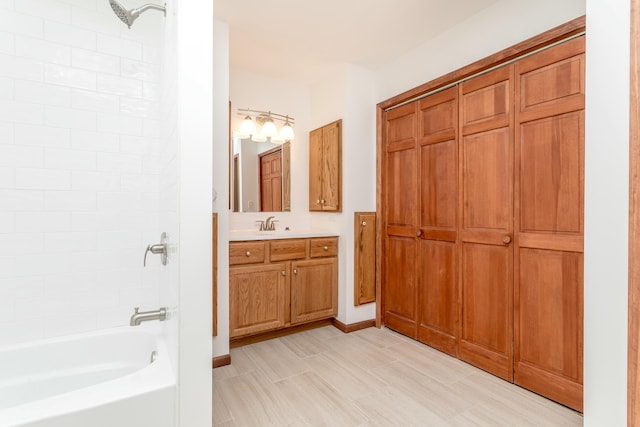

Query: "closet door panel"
(518, 37), (585, 123)
(514, 36), (584, 412)
(420, 88), (457, 144)
(417, 87), (459, 356)
(386, 148), (417, 227)
(459, 66), (514, 381)
(418, 239), (457, 355)
(459, 127), (514, 380)
(461, 66), (512, 135)
(518, 249), (582, 378)
(420, 140), (457, 229)
(462, 128), (511, 232)
(384, 235), (417, 337)
(460, 242), (512, 381)
(520, 112), (583, 234)
(516, 248), (583, 411)
(383, 103), (418, 337)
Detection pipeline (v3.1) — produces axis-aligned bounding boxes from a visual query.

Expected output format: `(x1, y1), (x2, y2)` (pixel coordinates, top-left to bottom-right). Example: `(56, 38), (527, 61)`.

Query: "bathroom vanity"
(228, 233), (338, 339)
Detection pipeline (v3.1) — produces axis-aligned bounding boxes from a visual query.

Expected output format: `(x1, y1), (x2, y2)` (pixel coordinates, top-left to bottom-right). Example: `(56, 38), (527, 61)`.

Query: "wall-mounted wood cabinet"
(309, 119), (341, 212)
(229, 237), (338, 339)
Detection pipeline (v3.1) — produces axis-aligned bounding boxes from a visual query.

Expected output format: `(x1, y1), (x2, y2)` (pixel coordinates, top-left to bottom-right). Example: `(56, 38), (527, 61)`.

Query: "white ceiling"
(214, 0), (499, 84)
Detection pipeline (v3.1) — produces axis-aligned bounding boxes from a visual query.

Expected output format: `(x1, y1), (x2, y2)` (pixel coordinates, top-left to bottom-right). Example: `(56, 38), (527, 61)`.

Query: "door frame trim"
(376, 15), (586, 327)
(629, 0), (640, 424)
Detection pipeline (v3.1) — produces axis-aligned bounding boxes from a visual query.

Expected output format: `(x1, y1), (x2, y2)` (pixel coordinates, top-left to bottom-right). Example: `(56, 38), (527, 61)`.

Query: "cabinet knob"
(502, 236), (512, 244)
(416, 229), (423, 237)
(293, 269), (298, 274)
(245, 251), (251, 257)
(316, 199), (321, 205)
(361, 221), (367, 227)
(281, 271), (286, 276)
(321, 199), (325, 204)
(323, 246), (329, 251)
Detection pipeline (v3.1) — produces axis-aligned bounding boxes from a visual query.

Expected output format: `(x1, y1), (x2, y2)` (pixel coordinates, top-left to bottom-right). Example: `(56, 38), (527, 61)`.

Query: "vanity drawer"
(229, 241), (266, 265)
(270, 239), (308, 261)
(310, 237), (338, 258)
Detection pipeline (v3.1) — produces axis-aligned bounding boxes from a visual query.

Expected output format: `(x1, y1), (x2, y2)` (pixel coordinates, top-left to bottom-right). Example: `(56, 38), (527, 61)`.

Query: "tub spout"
(130, 307), (167, 326)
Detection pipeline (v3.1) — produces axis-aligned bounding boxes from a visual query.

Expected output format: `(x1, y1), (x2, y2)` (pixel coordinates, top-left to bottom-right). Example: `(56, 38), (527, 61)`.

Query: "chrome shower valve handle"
(144, 232), (168, 266)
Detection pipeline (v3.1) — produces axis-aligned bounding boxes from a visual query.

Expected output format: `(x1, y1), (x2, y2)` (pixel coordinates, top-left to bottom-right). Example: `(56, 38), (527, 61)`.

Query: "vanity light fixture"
(236, 108), (295, 143)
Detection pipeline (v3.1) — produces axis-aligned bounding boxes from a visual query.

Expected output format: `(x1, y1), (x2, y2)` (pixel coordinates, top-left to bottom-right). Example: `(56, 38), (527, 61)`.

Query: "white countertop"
(228, 229), (340, 241)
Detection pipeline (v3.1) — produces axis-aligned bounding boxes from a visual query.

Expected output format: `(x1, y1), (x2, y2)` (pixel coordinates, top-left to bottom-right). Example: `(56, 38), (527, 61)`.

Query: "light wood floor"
(213, 326), (583, 426)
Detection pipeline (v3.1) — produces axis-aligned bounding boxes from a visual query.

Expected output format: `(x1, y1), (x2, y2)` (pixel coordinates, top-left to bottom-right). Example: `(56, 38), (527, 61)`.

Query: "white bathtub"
(0, 327), (176, 427)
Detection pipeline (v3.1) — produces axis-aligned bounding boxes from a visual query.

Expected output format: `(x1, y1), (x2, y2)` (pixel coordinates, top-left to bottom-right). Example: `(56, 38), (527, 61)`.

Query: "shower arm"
(135, 3), (166, 16)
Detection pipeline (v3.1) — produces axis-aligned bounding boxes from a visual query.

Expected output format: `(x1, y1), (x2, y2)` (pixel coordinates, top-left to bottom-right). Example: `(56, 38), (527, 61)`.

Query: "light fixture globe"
(240, 115), (257, 135)
(262, 118), (277, 137)
(280, 121), (295, 141)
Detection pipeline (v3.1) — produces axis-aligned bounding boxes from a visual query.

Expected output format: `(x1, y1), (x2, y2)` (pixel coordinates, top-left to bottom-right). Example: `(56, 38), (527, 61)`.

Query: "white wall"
(175, 0), (213, 426)
(309, 63), (377, 324)
(0, 0), (166, 346)
(375, 0), (586, 101)
(584, 0), (629, 425)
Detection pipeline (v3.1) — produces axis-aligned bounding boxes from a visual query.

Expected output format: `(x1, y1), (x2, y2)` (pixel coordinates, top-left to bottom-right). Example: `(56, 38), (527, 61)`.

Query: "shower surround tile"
(0, 0), (163, 347)
(0, 100), (44, 125)
(14, 124), (70, 148)
(72, 48), (120, 74)
(0, 9), (43, 38)
(45, 21), (96, 50)
(0, 77), (13, 100)
(15, 36), (72, 65)
(45, 64), (97, 90)
(97, 33), (143, 60)
(16, 0), (72, 24)
(15, 80), (71, 106)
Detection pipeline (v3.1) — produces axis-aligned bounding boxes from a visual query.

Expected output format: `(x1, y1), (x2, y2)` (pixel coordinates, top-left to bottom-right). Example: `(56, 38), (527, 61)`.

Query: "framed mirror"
(231, 137), (290, 212)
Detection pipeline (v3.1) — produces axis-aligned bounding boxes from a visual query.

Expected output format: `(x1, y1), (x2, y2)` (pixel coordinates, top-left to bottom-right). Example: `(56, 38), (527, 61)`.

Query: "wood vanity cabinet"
(291, 238), (338, 324)
(229, 237), (338, 339)
(309, 120), (341, 212)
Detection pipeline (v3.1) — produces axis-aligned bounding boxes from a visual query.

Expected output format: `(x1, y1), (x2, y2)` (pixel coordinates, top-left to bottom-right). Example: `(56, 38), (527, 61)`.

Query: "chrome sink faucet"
(265, 216), (276, 230)
(257, 216), (278, 231)
(130, 307), (167, 326)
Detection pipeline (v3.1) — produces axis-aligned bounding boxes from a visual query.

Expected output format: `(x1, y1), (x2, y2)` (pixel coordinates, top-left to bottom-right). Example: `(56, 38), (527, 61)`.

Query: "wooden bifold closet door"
(380, 36), (584, 411)
(513, 37), (585, 411)
(458, 65), (515, 382)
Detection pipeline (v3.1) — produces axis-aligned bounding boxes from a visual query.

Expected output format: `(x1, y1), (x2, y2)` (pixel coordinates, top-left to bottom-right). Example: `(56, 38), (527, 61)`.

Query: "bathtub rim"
(0, 325), (176, 426)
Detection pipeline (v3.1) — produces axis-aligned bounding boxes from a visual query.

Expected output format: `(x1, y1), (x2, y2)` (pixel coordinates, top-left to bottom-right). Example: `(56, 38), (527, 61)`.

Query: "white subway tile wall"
(0, 0), (165, 345)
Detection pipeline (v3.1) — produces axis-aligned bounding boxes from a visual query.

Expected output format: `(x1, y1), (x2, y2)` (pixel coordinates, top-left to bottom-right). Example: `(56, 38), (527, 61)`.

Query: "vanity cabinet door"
(229, 263), (287, 338)
(290, 258), (338, 324)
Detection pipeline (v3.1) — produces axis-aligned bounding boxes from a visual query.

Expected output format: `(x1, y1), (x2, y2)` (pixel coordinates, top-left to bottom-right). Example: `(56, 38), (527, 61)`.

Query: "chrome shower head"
(108, 0), (166, 29)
